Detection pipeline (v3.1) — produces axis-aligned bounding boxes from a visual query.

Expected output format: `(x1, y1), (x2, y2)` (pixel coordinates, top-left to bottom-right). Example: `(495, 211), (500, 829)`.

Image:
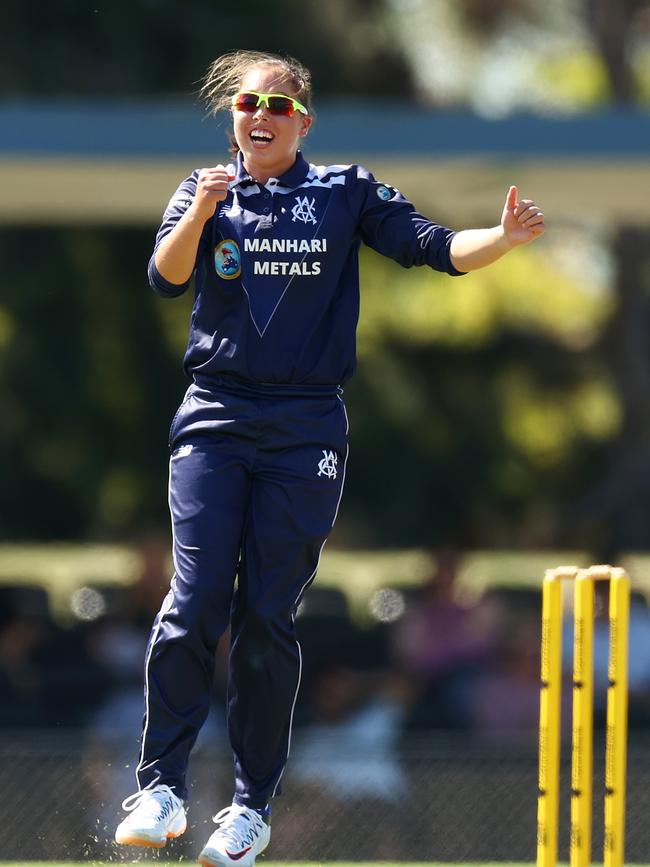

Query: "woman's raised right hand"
(191, 165), (235, 220)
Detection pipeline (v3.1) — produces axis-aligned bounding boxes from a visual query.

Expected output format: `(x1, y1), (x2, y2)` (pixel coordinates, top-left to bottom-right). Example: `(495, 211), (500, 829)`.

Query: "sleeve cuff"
(148, 258), (191, 297)
(445, 232), (467, 276)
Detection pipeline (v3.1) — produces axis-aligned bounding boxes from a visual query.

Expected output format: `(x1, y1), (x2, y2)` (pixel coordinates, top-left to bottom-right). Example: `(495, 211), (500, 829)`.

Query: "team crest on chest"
(291, 195), (317, 225)
(214, 239), (241, 280)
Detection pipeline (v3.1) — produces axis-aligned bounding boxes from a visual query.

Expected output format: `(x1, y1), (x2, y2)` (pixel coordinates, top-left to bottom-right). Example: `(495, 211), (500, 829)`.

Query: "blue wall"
(2, 101), (649, 158)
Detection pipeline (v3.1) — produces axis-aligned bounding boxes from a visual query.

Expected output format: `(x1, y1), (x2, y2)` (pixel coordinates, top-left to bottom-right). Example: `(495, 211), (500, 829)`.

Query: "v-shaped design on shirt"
(240, 192), (332, 338)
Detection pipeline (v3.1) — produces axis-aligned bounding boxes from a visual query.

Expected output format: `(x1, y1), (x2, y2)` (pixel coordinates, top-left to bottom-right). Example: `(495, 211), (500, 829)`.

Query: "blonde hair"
(199, 49), (313, 117)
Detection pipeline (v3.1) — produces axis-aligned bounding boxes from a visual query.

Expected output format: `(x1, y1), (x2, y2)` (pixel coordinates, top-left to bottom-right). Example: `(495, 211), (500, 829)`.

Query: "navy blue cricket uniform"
(137, 151), (464, 808)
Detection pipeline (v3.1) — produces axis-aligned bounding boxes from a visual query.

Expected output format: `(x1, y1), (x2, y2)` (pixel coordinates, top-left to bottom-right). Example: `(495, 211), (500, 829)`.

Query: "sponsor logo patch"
(214, 239), (241, 280)
(376, 185), (393, 201)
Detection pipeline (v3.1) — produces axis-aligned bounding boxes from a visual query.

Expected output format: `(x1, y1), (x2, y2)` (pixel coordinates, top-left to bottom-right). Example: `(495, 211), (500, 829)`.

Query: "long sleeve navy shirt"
(149, 151), (464, 387)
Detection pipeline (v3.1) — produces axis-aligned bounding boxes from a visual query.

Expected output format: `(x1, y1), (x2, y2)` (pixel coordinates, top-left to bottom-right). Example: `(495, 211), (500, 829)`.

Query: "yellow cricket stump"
(537, 568), (566, 867)
(571, 570), (595, 867)
(536, 565), (630, 867)
(604, 568), (630, 867)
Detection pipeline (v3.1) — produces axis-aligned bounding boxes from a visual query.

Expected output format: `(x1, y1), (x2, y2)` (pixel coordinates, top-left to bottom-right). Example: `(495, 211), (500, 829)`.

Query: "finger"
(517, 208), (541, 224)
(514, 201), (537, 218)
(200, 165), (232, 179)
(523, 213), (545, 228)
(201, 171), (231, 183)
(198, 173), (232, 189)
(197, 187), (228, 200)
(202, 179), (231, 190)
(505, 185), (518, 211)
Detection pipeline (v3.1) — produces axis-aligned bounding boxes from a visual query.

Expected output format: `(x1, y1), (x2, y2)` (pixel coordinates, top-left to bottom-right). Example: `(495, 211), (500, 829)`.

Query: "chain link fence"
(2, 728), (650, 862)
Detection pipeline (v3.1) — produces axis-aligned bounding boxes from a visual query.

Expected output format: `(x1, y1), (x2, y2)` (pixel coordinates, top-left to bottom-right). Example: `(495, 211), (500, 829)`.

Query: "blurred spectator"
(292, 666), (408, 799)
(0, 586), (52, 726)
(392, 550), (500, 730)
(83, 532), (172, 690)
(468, 586), (543, 742)
(290, 584), (410, 803)
(122, 531), (175, 628)
(562, 580), (650, 727)
(82, 532), (230, 853)
(294, 586), (390, 722)
(0, 584), (108, 727)
(614, 589), (650, 725)
(288, 660), (411, 860)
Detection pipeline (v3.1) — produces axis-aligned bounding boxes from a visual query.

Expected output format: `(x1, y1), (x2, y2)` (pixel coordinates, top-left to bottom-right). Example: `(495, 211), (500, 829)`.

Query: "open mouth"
(249, 128), (275, 146)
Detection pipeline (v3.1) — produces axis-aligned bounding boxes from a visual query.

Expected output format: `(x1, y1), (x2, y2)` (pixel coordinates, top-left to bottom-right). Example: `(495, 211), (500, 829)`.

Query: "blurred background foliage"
(1, 0), (650, 551)
(3, 0), (650, 108)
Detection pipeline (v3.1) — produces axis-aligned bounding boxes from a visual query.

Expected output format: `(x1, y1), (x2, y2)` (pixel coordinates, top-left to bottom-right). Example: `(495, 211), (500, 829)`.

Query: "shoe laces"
(211, 805), (265, 849)
(121, 784), (180, 821)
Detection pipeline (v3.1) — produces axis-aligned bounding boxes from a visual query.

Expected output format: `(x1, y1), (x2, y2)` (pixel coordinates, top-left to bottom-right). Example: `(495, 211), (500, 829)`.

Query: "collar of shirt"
(230, 151), (310, 191)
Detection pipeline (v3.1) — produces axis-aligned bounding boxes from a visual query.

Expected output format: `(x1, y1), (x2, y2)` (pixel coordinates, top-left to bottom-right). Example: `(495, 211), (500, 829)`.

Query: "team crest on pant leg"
(317, 449), (338, 479)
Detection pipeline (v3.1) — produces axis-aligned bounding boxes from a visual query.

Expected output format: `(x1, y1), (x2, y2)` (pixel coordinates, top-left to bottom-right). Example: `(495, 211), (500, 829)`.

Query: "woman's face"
(232, 65), (312, 180)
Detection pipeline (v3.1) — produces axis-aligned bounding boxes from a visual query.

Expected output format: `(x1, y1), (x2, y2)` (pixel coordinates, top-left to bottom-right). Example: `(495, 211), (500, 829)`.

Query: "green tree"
(3, 0), (649, 548)
(0, 0), (413, 99)
(385, 0), (650, 112)
(0, 227), (186, 539)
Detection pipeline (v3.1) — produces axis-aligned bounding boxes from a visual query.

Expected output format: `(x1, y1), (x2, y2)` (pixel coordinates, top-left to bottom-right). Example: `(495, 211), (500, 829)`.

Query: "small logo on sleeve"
(317, 450), (338, 479)
(214, 239), (241, 279)
(170, 194), (194, 210)
(376, 185), (393, 201)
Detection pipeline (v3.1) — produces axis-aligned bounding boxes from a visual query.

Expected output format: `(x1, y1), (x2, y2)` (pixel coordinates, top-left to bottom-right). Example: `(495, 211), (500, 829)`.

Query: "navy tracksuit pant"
(136, 376), (348, 808)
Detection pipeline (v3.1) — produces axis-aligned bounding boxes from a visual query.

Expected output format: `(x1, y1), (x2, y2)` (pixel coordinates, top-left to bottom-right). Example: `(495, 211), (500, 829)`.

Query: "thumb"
(505, 185), (518, 211)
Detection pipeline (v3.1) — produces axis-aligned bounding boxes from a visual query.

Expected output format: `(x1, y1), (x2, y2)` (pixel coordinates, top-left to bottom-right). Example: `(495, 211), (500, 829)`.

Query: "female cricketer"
(114, 50), (545, 867)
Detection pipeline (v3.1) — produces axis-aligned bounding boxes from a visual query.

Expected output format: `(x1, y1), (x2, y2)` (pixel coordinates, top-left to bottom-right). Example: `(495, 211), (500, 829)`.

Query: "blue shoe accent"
(255, 804), (271, 824)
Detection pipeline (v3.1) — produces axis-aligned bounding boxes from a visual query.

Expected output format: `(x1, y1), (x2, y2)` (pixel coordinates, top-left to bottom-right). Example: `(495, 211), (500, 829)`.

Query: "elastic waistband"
(193, 373), (343, 399)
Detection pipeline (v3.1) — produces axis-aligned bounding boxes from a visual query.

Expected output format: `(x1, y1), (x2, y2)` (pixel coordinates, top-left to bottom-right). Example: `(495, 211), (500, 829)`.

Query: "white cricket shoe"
(198, 804), (270, 867)
(115, 783), (186, 848)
